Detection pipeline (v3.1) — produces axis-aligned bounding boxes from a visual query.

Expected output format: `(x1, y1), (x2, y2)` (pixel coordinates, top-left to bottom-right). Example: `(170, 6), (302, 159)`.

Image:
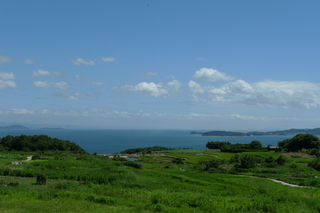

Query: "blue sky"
(1, 0), (320, 130)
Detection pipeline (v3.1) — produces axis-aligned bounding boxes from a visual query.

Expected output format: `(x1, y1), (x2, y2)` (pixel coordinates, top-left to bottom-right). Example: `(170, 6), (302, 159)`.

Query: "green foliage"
(123, 161), (143, 169)
(275, 155), (287, 166)
(171, 157), (185, 164)
(36, 173), (46, 185)
(32, 154), (41, 160)
(278, 134), (320, 151)
(206, 141), (231, 149)
(207, 140), (265, 152)
(2, 148), (320, 212)
(308, 157), (320, 171)
(0, 134), (88, 153)
(120, 146), (173, 154)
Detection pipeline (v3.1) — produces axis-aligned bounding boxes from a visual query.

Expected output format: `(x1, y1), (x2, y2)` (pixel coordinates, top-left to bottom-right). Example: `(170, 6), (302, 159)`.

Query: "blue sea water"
(0, 129), (294, 154)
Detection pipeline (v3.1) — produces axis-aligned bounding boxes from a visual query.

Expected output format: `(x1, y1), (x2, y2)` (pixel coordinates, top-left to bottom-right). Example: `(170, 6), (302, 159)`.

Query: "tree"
(206, 141), (231, 149)
(250, 141), (262, 149)
(278, 134), (320, 151)
(36, 173), (46, 185)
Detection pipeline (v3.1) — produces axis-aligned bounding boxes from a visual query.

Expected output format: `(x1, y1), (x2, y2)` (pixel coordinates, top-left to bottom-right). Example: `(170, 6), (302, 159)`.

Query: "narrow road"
(22, 156), (32, 162)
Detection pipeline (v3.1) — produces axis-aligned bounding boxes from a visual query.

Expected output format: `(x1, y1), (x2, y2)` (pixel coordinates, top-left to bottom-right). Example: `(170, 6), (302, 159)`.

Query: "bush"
(308, 157), (320, 171)
(36, 173), (47, 185)
(172, 158), (184, 164)
(32, 154), (41, 160)
(123, 161), (143, 169)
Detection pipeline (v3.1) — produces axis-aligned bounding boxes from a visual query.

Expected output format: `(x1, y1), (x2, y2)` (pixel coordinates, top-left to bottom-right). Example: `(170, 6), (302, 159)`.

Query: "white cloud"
(102, 57), (116, 62)
(0, 80), (17, 89)
(0, 72), (15, 80)
(188, 81), (204, 94)
(195, 58), (206, 61)
(67, 96), (79, 101)
(72, 58), (95, 66)
(33, 81), (70, 89)
(24, 58), (35, 64)
(0, 55), (13, 63)
(75, 74), (80, 80)
(167, 80), (182, 91)
(32, 69), (63, 77)
(91, 81), (105, 86)
(193, 68), (235, 81)
(189, 79), (320, 109)
(113, 82), (168, 97)
(146, 72), (158, 76)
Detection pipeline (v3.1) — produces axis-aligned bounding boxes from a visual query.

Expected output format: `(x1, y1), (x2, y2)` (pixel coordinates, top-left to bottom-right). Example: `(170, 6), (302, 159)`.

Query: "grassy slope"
(1, 151), (320, 212)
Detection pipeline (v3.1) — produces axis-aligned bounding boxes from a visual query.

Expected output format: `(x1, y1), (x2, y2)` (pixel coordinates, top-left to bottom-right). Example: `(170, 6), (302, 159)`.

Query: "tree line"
(0, 134), (87, 153)
(120, 146), (173, 154)
(206, 140), (264, 152)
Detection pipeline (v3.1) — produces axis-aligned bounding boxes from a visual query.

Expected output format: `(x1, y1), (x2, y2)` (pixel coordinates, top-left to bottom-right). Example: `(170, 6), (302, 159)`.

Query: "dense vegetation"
(2, 133), (320, 212)
(0, 134), (87, 153)
(278, 134), (320, 151)
(206, 140), (264, 152)
(120, 146), (173, 154)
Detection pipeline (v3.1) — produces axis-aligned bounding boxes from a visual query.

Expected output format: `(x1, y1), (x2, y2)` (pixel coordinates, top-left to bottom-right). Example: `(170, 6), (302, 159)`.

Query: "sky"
(1, 0), (320, 130)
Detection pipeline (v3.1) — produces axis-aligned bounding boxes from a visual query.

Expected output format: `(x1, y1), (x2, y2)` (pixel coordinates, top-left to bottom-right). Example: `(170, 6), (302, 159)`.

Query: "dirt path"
(22, 156), (32, 162)
(239, 175), (311, 188)
(267, 178), (311, 188)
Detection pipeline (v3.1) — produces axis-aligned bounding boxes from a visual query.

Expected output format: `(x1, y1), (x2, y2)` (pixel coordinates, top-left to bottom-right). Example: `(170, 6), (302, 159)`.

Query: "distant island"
(191, 128), (320, 136)
(0, 125), (31, 130)
(0, 124), (64, 130)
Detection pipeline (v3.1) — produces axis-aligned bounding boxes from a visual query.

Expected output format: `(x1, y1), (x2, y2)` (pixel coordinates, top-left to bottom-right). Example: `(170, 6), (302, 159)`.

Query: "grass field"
(1, 150), (320, 212)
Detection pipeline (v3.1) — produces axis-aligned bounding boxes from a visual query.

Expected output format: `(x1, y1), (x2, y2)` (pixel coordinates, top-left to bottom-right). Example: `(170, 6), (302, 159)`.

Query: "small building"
(268, 146), (278, 151)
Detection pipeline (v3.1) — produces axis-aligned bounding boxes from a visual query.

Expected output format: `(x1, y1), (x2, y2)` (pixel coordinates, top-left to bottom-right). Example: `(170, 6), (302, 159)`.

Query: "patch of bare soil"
(195, 153), (218, 157)
(281, 152), (312, 158)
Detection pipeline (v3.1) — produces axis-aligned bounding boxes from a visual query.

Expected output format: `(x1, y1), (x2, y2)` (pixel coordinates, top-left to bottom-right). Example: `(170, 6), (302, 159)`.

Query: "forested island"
(191, 127), (320, 136)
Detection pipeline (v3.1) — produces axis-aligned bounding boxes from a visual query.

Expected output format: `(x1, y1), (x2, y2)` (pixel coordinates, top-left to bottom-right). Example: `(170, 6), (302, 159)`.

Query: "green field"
(1, 149), (320, 212)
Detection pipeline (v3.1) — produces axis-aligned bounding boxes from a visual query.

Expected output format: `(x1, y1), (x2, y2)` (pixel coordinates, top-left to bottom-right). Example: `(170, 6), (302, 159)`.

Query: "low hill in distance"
(192, 128), (320, 136)
(0, 125), (31, 130)
(0, 125), (64, 130)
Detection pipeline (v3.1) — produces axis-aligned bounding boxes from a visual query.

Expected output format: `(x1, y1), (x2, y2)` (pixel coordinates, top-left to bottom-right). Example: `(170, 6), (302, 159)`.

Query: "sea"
(0, 129), (295, 154)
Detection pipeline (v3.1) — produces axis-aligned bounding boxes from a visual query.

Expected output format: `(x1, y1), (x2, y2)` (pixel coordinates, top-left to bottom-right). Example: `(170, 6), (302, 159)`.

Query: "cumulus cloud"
(0, 80), (17, 89)
(113, 82), (168, 97)
(75, 74), (80, 80)
(0, 72), (15, 80)
(102, 57), (116, 62)
(189, 79), (320, 109)
(33, 81), (70, 89)
(72, 58), (95, 66)
(0, 55), (13, 63)
(24, 58), (35, 64)
(32, 69), (63, 77)
(193, 68), (235, 81)
(167, 80), (183, 91)
(91, 81), (105, 86)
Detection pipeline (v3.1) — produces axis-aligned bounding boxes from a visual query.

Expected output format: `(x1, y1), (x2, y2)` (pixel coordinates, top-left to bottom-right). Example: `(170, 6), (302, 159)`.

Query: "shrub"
(123, 161), (143, 169)
(32, 154), (41, 160)
(172, 158), (184, 164)
(308, 157), (320, 171)
(36, 173), (47, 185)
